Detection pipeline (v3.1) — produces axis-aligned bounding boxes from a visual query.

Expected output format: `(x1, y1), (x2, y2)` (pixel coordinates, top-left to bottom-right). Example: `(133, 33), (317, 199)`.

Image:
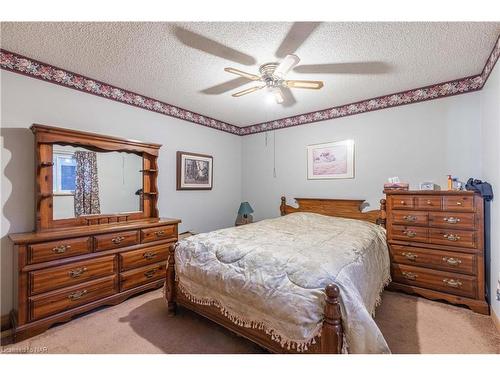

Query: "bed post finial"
(321, 283), (344, 353)
(166, 243), (177, 316)
(280, 196), (287, 216)
(378, 199), (387, 228)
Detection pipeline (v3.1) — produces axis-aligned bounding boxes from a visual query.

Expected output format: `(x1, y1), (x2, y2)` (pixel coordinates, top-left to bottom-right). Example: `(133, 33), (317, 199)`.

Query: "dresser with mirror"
(9, 124), (180, 342)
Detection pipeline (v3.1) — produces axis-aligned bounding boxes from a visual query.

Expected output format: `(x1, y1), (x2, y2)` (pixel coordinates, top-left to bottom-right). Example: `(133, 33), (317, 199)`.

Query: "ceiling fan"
(224, 54), (323, 104)
(174, 23), (391, 106)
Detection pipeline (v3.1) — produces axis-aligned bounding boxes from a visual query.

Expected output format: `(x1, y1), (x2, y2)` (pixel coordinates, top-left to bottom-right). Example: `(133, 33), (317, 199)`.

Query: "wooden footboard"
(165, 243), (344, 354)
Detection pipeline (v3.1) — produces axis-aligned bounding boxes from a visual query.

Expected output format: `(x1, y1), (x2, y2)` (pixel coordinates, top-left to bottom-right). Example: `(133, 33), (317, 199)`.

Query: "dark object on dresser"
(465, 178), (493, 201)
(8, 124), (181, 342)
(385, 190), (488, 315)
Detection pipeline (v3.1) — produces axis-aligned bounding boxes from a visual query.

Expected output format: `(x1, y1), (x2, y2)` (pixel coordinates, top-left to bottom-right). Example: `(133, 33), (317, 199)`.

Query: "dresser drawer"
(428, 212), (475, 230)
(141, 225), (177, 243)
(391, 196), (414, 209)
(390, 245), (476, 275)
(415, 196), (442, 211)
(29, 255), (116, 295)
(429, 228), (476, 248)
(391, 211), (428, 226)
(94, 230), (139, 251)
(29, 275), (116, 321)
(391, 225), (428, 243)
(120, 263), (166, 291)
(392, 264), (476, 298)
(28, 237), (92, 264)
(120, 244), (169, 271)
(443, 195), (474, 212)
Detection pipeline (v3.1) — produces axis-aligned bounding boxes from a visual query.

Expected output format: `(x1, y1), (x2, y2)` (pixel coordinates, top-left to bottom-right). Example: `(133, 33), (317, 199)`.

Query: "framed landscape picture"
(176, 151), (213, 190)
(307, 140), (354, 179)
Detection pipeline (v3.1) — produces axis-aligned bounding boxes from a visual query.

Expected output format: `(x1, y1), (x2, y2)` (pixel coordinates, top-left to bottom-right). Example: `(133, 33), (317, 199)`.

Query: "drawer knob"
(402, 271), (418, 280)
(400, 200), (406, 204)
(68, 289), (87, 301)
(442, 257), (462, 266)
(52, 244), (71, 254)
(443, 233), (461, 241)
(426, 200), (432, 205)
(155, 230), (166, 237)
(456, 201), (463, 206)
(111, 236), (125, 244)
(401, 252), (418, 261)
(143, 251), (157, 260)
(403, 215), (417, 222)
(69, 266), (87, 278)
(443, 217), (461, 224)
(443, 278), (463, 288)
(403, 230), (417, 238)
(144, 268), (158, 279)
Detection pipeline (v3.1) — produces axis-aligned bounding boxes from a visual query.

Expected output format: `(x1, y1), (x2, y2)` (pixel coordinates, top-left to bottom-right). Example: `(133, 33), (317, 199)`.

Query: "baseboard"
(1, 313), (12, 332)
(492, 308), (500, 334)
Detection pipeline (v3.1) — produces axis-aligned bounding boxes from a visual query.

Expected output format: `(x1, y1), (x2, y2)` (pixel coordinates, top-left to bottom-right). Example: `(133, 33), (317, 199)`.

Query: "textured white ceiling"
(1, 22), (499, 126)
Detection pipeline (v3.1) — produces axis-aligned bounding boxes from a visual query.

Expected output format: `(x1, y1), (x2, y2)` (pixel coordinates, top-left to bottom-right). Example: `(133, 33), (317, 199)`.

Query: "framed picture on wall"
(176, 151), (213, 190)
(307, 140), (355, 179)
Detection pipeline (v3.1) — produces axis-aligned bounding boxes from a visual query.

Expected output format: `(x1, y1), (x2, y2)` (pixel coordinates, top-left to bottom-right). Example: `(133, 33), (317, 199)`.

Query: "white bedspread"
(173, 212), (391, 353)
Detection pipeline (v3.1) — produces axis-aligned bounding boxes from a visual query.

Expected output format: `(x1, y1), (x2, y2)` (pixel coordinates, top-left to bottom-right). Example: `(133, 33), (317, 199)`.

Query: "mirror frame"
(32, 124), (161, 231)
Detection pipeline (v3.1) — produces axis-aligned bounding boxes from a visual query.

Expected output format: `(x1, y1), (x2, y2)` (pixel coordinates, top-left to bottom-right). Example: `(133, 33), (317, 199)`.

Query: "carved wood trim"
(280, 196), (386, 228)
(32, 124), (161, 231)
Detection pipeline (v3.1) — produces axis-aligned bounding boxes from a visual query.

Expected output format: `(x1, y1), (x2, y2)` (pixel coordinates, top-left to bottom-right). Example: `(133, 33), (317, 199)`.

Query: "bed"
(165, 197), (390, 353)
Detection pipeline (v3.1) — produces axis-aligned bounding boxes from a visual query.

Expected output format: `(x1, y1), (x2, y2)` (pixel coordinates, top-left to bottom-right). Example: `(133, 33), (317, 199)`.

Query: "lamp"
(235, 202), (254, 226)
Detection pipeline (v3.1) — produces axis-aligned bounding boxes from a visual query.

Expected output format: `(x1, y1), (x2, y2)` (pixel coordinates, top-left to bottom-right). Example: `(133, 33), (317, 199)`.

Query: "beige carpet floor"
(2, 290), (499, 354)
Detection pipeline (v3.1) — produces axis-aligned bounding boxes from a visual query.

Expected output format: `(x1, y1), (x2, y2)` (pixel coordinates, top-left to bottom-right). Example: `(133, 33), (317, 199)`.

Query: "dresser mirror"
(52, 145), (143, 219)
(32, 124), (161, 230)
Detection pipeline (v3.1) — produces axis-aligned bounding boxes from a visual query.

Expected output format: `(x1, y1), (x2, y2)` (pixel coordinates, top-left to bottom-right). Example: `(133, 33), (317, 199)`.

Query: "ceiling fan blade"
(278, 86), (297, 107)
(174, 26), (256, 66)
(285, 80), (324, 89)
(273, 87), (284, 104)
(293, 61), (393, 74)
(274, 54), (300, 78)
(200, 77), (250, 95)
(232, 85), (265, 97)
(224, 67), (261, 81)
(275, 22), (321, 58)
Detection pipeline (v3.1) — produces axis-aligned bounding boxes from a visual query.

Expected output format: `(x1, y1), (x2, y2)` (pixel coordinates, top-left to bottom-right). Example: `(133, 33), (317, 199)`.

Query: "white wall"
(480, 63), (500, 319)
(1, 71), (242, 315)
(242, 93), (482, 220)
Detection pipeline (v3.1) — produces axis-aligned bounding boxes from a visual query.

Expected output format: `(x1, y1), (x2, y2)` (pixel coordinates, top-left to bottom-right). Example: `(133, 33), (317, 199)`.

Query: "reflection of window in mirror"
(53, 151), (77, 195)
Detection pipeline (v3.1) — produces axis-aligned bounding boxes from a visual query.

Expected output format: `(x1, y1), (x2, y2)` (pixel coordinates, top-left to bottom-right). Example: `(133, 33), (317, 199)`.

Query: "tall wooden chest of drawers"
(385, 190), (488, 314)
(9, 218), (180, 341)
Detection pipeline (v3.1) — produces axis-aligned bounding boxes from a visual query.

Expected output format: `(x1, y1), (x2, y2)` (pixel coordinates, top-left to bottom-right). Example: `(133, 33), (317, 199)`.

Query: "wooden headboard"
(280, 196), (386, 227)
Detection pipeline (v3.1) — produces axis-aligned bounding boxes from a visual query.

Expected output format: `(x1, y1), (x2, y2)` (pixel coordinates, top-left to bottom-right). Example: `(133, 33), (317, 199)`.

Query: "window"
(53, 152), (77, 194)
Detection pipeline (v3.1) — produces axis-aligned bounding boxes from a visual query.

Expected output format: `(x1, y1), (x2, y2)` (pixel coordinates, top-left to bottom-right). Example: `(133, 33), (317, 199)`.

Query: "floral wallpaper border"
(240, 34), (500, 135)
(1, 34), (499, 137)
(0, 49), (241, 135)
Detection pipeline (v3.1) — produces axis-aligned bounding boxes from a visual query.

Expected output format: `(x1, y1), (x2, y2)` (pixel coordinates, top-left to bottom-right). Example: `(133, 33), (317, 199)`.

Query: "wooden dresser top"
(9, 217), (181, 244)
(384, 190), (476, 195)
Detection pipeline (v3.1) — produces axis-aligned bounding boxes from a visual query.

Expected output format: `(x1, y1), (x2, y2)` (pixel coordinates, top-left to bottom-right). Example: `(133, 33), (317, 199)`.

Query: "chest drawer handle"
(111, 236), (125, 244)
(144, 268), (159, 279)
(155, 230), (166, 237)
(442, 257), (462, 266)
(426, 200), (432, 205)
(399, 200), (406, 205)
(403, 215), (417, 222)
(69, 267), (87, 278)
(143, 251), (157, 260)
(403, 230), (417, 238)
(68, 289), (87, 301)
(443, 278), (463, 288)
(443, 217), (461, 224)
(402, 271), (418, 280)
(53, 244), (71, 254)
(456, 201), (463, 206)
(401, 252), (418, 261)
(443, 234), (460, 241)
